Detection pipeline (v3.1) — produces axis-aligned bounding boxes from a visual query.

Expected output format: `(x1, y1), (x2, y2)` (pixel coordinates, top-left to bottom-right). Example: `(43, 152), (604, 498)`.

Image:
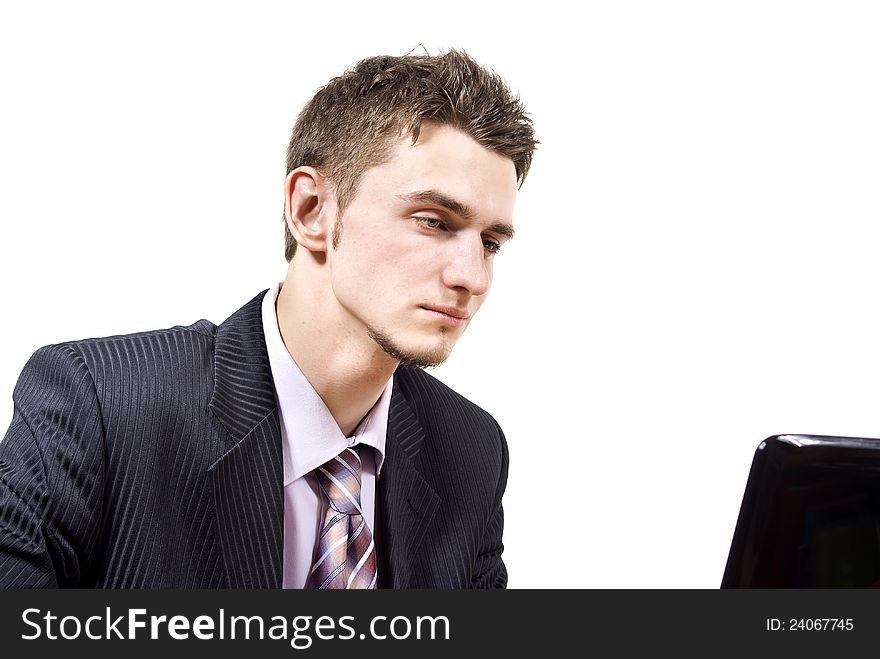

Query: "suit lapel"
(207, 290), (283, 588)
(378, 379), (442, 588)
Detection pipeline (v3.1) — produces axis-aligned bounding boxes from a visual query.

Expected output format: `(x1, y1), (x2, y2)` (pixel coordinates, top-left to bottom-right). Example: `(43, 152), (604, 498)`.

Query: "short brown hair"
(283, 49), (538, 261)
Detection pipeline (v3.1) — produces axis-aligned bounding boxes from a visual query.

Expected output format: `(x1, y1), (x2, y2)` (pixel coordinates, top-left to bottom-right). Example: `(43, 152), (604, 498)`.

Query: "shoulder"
(49, 317), (218, 353)
(23, 318), (218, 374)
(392, 367), (509, 508)
(13, 318), (220, 419)
(393, 366), (505, 442)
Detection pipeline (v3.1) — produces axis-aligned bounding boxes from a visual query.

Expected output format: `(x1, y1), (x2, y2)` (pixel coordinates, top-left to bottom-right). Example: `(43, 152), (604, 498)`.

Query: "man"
(0, 50), (537, 588)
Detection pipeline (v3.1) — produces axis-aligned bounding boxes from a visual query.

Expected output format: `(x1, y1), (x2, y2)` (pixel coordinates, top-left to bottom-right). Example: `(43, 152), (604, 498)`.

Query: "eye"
(483, 239), (502, 255)
(414, 216), (444, 230)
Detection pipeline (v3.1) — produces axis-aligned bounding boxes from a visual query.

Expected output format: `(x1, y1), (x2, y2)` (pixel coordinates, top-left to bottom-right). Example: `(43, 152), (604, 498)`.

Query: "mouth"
(419, 304), (470, 327)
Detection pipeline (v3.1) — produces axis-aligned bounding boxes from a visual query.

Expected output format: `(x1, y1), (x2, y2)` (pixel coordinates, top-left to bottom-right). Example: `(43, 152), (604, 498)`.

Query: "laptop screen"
(722, 434), (880, 588)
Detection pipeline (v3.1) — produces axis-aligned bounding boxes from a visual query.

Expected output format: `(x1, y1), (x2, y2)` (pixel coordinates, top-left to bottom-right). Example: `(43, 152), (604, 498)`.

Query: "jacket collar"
(377, 381), (442, 588)
(209, 289), (277, 440)
(208, 289), (283, 588)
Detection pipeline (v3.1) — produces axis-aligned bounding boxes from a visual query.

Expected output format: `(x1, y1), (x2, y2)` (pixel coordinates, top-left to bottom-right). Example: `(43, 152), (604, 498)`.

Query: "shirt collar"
(261, 281), (391, 486)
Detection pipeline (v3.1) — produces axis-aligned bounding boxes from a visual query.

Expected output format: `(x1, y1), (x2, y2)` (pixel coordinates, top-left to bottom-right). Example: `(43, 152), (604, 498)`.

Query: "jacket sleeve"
(0, 344), (106, 588)
(470, 420), (509, 589)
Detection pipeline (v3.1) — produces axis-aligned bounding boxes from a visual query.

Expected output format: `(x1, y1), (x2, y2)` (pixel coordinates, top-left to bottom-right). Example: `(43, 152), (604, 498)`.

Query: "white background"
(1, 1), (879, 588)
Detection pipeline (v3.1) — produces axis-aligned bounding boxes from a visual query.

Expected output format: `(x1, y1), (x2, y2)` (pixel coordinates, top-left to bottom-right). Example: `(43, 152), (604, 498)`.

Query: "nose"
(440, 233), (492, 297)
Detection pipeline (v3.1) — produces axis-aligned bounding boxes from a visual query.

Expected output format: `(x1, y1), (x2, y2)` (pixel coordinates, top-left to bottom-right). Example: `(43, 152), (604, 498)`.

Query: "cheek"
(357, 232), (429, 280)
(331, 217), (443, 302)
(330, 246), (403, 309)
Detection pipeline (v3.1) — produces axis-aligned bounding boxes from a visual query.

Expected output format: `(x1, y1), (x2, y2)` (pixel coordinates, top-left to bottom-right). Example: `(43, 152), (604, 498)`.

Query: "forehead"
(363, 123), (519, 223)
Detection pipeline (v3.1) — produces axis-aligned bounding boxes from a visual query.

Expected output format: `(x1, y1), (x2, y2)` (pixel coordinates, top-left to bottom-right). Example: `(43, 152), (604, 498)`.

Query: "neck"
(275, 260), (397, 437)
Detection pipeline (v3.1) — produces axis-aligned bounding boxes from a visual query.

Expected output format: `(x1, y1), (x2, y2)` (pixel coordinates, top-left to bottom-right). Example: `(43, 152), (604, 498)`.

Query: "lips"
(420, 304), (470, 320)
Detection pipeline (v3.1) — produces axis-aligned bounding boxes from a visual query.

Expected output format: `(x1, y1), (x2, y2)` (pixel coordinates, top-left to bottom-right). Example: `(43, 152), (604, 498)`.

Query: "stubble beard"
(367, 325), (452, 369)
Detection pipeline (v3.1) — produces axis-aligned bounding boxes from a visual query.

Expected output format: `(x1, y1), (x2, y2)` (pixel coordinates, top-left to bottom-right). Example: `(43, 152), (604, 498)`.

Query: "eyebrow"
(397, 190), (515, 240)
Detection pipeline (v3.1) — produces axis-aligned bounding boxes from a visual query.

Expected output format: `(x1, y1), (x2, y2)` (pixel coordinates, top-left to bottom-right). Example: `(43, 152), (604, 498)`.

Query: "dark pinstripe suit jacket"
(0, 290), (508, 588)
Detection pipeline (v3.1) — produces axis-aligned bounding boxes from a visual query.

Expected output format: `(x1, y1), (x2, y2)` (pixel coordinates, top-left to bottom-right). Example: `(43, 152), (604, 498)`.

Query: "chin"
(367, 326), (454, 369)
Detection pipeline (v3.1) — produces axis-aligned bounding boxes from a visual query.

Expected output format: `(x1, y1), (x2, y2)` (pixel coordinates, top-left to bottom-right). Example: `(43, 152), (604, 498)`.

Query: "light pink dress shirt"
(261, 282), (392, 589)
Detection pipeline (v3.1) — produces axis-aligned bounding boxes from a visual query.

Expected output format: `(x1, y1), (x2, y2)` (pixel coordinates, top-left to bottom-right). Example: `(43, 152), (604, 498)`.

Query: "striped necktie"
(307, 446), (377, 589)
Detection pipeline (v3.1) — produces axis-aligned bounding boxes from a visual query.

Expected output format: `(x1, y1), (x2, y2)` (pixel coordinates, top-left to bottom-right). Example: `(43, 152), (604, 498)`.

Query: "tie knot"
(315, 447), (364, 516)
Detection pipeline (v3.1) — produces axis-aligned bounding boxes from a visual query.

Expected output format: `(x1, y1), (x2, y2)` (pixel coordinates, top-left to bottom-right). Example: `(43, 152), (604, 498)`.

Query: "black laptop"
(722, 434), (880, 588)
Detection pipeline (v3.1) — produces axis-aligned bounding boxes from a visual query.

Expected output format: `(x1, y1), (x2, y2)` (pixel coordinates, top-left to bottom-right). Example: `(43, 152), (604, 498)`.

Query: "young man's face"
(326, 123), (518, 367)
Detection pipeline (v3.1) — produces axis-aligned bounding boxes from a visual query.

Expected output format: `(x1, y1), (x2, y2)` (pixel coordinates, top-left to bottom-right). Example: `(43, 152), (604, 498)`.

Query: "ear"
(284, 167), (333, 253)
